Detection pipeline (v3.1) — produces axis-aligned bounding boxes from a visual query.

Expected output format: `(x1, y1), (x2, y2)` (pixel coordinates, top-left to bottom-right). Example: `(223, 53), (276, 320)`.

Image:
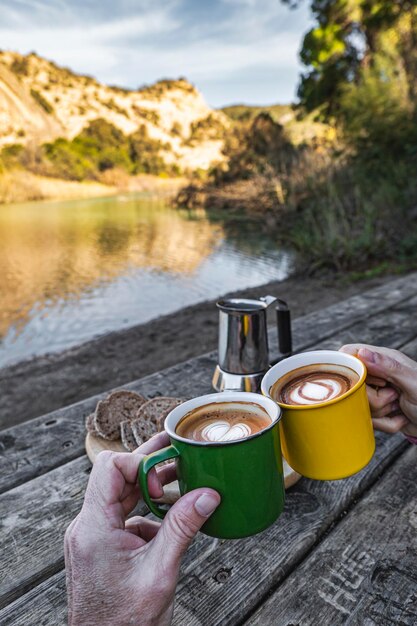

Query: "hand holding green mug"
(139, 392), (285, 539)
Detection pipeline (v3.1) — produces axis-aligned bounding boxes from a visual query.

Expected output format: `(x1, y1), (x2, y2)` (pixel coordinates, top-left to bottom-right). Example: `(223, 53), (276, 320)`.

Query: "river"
(0, 193), (291, 367)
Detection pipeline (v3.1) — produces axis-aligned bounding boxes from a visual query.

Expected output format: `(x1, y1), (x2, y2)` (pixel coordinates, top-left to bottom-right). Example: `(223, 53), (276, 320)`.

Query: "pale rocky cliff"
(0, 51), (228, 171)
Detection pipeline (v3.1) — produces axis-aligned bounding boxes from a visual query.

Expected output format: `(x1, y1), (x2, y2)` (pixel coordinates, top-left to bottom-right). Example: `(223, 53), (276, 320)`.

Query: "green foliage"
(39, 119), (172, 180)
(285, 155), (417, 271)
(30, 89), (54, 114)
(339, 61), (416, 160)
(290, 1), (417, 114)
(43, 138), (96, 180)
(43, 119), (132, 179)
(129, 125), (171, 175)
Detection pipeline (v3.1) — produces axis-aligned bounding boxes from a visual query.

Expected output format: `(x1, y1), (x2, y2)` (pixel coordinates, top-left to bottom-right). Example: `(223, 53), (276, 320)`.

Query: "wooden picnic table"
(1, 272), (417, 625)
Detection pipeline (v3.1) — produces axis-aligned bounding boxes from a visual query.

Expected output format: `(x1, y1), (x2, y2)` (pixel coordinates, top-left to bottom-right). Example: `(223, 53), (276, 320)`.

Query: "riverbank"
(0, 270), (402, 430)
(0, 170), (187, 205)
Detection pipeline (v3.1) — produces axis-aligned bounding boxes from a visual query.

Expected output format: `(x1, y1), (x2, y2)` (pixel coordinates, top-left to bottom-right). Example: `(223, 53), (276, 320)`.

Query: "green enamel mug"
(138, 392), (285, 539)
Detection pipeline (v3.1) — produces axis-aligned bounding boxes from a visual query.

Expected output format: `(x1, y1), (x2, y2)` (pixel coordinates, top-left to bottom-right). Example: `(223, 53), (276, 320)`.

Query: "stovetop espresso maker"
(212, 295), (292, 392)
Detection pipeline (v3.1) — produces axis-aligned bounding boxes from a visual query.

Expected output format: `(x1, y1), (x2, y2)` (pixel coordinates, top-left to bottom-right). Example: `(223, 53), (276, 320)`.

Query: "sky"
(0, 0), (313, 107)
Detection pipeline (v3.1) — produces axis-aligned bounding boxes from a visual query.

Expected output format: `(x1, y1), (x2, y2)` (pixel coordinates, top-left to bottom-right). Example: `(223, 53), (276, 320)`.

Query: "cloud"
(0, 0), (312, 105)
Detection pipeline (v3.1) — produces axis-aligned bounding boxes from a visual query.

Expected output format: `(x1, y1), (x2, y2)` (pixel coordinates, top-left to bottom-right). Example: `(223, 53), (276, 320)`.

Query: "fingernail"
(195, 492), (220, 517)
(360, 348), (376, 363)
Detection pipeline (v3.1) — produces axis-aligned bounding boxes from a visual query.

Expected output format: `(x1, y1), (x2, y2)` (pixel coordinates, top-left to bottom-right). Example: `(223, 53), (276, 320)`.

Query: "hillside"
(0, 50), (228, 172)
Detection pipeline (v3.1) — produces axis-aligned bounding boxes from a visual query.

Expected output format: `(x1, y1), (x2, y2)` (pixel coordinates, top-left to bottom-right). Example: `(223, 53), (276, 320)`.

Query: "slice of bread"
(136, 397), (185, 431)
(131, 418), (157, 446)
(85, 413), (96, 434)
(120, 420), (138, 452)
(94, 390), (146, 440)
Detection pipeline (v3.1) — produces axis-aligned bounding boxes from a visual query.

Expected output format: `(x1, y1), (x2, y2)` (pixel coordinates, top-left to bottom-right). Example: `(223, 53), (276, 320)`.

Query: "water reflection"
(0, 194), (290, 366)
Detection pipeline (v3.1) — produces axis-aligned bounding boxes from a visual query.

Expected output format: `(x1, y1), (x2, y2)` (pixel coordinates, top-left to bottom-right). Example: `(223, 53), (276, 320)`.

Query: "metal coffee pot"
(212, 295), (292, 392)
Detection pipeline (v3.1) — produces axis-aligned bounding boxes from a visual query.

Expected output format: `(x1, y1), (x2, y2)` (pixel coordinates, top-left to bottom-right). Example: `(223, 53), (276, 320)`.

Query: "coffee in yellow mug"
(261, 350), (375, 480)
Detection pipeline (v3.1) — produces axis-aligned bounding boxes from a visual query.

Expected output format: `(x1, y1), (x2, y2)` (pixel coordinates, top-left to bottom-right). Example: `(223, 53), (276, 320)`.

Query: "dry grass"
(0, 171), (116, 205)
(0, 170), (188, 206)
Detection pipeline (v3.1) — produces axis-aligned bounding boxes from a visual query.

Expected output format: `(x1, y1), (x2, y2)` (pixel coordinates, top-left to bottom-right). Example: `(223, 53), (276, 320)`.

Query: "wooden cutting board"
(86, 433), (301, 503)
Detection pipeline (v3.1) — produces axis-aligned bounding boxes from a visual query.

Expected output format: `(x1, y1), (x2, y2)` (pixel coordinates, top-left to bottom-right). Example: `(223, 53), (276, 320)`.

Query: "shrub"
(30, 89), (54, 114)
(129, 125), (168, 174)
(11, 56), (29, 76)
(283, 152), (417, 272)
(132, 106), (160, 125)
(0, 144), (25, 168)
(211, 113), (296, 184)
(103, 98), (127, 116)
(189, 114), (225, 141)
(43, 138), (96, 180)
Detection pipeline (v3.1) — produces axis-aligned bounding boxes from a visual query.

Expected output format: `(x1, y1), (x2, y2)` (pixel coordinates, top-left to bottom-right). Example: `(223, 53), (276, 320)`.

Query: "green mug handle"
(138, 445), (179, 519)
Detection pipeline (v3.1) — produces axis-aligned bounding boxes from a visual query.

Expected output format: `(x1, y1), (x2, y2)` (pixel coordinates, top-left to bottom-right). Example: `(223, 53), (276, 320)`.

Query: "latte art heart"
(288, 378), (344, 405)
(273, 365), (359, 407)
(201, 421), (252, 442)
(175, 402), (272, 443)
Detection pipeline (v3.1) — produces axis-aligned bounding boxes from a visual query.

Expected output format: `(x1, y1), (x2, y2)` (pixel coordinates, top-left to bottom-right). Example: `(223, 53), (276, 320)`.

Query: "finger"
(371, 400), (401, 420)
(156, 462), (177, 486)
(339, 344), (360, 356)
(120, 485), (141, 517)
(125, 516), (161, 541)
(120, 470), (163, 502)
(150, 489), (221, 569)
(96, 432), (170, 495)
(402, 423), (417, 439)
(340, 344), (392, 358)
(366, 376), (388, 387)
(132, 432), (170, 458)
(340, 346), (387, 386)
(372, 414), (409, 434)
(81, 432), (171, 528)
(358, 348), (417, 393)
(366, 385), (398, 411)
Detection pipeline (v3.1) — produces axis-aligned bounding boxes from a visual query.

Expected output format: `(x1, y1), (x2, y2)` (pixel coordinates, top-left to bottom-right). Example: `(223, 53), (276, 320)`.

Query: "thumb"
(152, 488), (220, 568)
(358, 347), (416, 393)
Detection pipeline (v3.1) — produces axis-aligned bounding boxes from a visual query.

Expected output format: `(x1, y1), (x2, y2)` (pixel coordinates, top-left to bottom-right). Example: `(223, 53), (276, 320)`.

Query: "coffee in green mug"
(138, 392), (285, 539)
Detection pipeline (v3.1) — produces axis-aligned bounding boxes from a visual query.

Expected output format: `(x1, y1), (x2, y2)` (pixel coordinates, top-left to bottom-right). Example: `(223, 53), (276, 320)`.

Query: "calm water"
(0, 194), (291, 367)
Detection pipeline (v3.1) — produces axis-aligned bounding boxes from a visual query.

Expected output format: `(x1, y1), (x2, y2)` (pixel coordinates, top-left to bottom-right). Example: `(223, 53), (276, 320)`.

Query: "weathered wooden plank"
(0, 452), (219, 613)
(245, 445), (417, 626)
(0, 538), (222, 626)
(2, 272), (417, 495)
(0, 457), (90, 609)
(0, 571), (68, 626)
(0, 274), (413, 620)
(285, 272), (417, 352)
(170, 433), (408, 626)
(318, 297), (417, 351)
(0, 432), (407, 626)
(0, 355), (216, 496)
(1, 284), (416, 608)
(0, 456), (156, 609)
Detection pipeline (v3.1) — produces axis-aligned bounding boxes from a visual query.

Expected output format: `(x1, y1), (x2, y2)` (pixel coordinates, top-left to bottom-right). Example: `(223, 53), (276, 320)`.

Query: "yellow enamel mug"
(261, 350), (375, 480)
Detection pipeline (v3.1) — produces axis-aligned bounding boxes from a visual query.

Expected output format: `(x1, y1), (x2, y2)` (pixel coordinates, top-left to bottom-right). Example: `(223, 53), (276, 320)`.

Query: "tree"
(284, 0), (417, 115)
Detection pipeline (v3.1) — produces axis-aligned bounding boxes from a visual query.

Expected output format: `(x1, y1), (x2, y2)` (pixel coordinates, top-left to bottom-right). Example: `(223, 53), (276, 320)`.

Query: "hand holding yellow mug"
(261, 350), (375, 480)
